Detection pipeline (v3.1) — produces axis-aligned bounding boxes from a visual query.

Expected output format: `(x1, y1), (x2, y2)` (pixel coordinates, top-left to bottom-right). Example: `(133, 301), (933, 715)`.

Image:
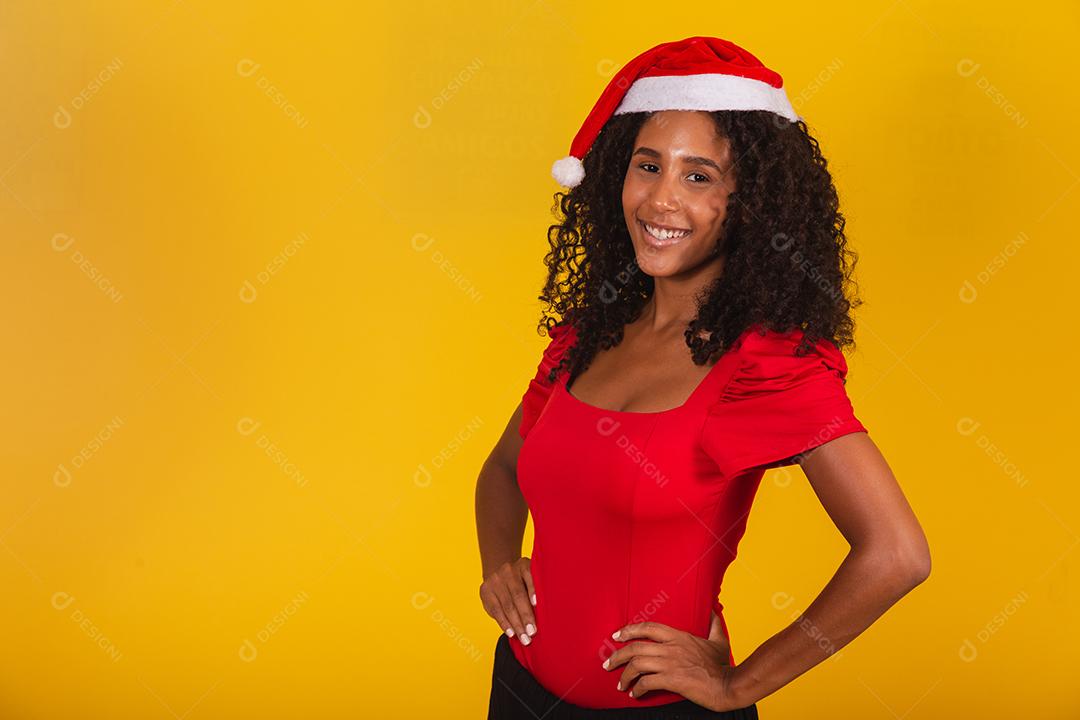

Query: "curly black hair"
(534, 110), (863, 383)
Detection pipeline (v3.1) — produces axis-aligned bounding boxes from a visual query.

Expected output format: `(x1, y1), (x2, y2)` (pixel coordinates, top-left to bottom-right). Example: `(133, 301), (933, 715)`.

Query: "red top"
(513, 321), (868, 709)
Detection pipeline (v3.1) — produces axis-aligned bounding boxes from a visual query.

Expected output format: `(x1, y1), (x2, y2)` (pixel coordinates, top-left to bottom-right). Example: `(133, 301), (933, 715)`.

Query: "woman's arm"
(730, 431), (931, 707)
(475, 403), (539, 642)
(475, 403), (529, 578)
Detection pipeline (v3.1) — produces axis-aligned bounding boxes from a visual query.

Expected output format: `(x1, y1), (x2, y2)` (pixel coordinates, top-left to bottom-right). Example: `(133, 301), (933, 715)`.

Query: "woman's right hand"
(479, 556), (538, 645)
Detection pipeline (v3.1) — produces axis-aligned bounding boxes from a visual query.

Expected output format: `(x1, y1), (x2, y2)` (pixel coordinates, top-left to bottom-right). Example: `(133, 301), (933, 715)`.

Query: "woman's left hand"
(602, 620), (744, 712)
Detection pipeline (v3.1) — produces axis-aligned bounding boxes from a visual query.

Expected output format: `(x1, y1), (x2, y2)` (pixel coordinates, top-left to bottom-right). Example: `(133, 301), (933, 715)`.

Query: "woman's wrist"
(725, 664), (763, 709)
(480, 547), (523, 580)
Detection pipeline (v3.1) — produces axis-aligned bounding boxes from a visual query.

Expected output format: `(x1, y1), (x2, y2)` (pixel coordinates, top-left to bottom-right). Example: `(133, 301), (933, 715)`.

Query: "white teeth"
(644, 222), (689, 241)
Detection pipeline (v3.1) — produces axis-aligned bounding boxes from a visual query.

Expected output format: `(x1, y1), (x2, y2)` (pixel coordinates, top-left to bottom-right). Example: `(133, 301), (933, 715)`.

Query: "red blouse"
(513, 321), (869, 709)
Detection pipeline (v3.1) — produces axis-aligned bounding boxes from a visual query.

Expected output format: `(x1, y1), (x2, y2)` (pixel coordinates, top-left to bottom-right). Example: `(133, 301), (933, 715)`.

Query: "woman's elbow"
(860, 530), (931, 590)
(902, 546), (931, 587)
(896, 530), (932, 587)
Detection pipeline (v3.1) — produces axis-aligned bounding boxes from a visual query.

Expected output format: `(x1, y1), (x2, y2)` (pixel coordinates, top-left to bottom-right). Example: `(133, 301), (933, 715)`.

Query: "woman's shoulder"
(518, 318), (579, 440)
(546, 319), (578, 345)
(701, 324), (866, 477)
(722, 323), (850, 400)
(537, 319), (578, 370)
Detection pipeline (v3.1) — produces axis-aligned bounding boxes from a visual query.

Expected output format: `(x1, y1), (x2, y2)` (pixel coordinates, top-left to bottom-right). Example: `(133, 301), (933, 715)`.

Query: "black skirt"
(487, 633), (760, 719)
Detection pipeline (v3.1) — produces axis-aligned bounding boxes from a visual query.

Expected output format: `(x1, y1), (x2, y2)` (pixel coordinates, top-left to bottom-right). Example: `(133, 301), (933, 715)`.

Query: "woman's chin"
(633, 251), (682, 277)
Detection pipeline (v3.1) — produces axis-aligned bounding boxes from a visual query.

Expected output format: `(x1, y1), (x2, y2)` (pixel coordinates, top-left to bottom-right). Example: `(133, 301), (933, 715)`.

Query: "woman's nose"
(648, 185), (673, 211)
(649, 179), (680, 212)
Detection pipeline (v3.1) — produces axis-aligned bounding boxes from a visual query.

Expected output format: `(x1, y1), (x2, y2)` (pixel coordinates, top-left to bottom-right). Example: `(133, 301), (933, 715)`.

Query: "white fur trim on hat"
(614, 73), (800, 122)
(551, 155), (586, 188)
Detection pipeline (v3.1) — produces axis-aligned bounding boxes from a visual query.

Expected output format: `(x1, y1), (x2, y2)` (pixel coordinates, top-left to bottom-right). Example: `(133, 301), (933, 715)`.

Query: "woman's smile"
(639, 219), (692, 247)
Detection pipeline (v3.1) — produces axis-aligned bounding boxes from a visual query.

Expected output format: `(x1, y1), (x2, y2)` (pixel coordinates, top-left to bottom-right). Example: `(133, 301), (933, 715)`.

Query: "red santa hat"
(551, 36), (801, 188)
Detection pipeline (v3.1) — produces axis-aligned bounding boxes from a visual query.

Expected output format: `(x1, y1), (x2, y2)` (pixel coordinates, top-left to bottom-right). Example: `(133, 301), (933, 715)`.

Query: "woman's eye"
(636, 165), (709, 183)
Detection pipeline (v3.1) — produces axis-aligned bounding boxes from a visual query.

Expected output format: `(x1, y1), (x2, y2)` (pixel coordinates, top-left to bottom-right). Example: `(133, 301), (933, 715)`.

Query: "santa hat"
(551, 36), (801, 188)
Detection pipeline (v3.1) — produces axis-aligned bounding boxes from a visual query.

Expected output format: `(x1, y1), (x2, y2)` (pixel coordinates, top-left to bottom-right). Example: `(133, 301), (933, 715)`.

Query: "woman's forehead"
(635, 113), (731, 161)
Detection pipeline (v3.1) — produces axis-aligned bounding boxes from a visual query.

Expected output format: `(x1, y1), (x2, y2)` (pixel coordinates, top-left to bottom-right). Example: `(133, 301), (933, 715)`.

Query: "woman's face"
(621, 110), (737, 278)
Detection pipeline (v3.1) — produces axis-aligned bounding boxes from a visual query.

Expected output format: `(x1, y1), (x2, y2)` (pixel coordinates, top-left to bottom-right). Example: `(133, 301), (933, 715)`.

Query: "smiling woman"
(623, 113), (737, 270)
(475, 35), (929, 720)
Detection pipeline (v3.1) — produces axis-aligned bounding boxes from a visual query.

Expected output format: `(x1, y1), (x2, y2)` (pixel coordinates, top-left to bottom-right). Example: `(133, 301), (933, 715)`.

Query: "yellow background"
(2, 1), (1076, 717)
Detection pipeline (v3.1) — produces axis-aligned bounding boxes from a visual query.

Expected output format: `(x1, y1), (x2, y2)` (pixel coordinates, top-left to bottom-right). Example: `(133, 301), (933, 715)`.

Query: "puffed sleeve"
(519, 321), (577, 440)
(699, 328), (868, 478)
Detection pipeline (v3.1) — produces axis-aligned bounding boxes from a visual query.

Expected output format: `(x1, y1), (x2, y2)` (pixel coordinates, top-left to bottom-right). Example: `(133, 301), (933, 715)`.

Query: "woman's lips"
(639, 220), (691, 248)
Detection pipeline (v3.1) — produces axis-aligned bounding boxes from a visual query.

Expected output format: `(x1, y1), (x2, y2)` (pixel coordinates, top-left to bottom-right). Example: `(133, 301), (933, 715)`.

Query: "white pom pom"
(551, 155), (585, 187)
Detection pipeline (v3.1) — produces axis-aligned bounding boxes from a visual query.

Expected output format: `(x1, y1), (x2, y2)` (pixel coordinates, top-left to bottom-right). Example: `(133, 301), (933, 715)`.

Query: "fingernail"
(602, 659), (609, 669)
(521, 634), (531, 645)
(617, 681), (622, 691)
(531, 594), (537, 606)
(526, 623), (536, 636)
(611, 630), (620, 640)
(506, 628), (514, 637)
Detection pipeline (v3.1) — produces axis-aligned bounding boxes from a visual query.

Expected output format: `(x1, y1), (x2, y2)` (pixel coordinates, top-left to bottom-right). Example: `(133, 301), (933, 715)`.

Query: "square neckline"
(558, 328), (753, 416)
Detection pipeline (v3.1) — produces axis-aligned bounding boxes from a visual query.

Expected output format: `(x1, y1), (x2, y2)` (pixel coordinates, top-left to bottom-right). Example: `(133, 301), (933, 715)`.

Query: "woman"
(475, 36), (930, 719)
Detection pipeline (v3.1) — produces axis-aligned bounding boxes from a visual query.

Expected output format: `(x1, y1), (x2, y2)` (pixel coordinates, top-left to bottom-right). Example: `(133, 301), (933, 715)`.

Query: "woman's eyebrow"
(631, 146), (724, 173)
